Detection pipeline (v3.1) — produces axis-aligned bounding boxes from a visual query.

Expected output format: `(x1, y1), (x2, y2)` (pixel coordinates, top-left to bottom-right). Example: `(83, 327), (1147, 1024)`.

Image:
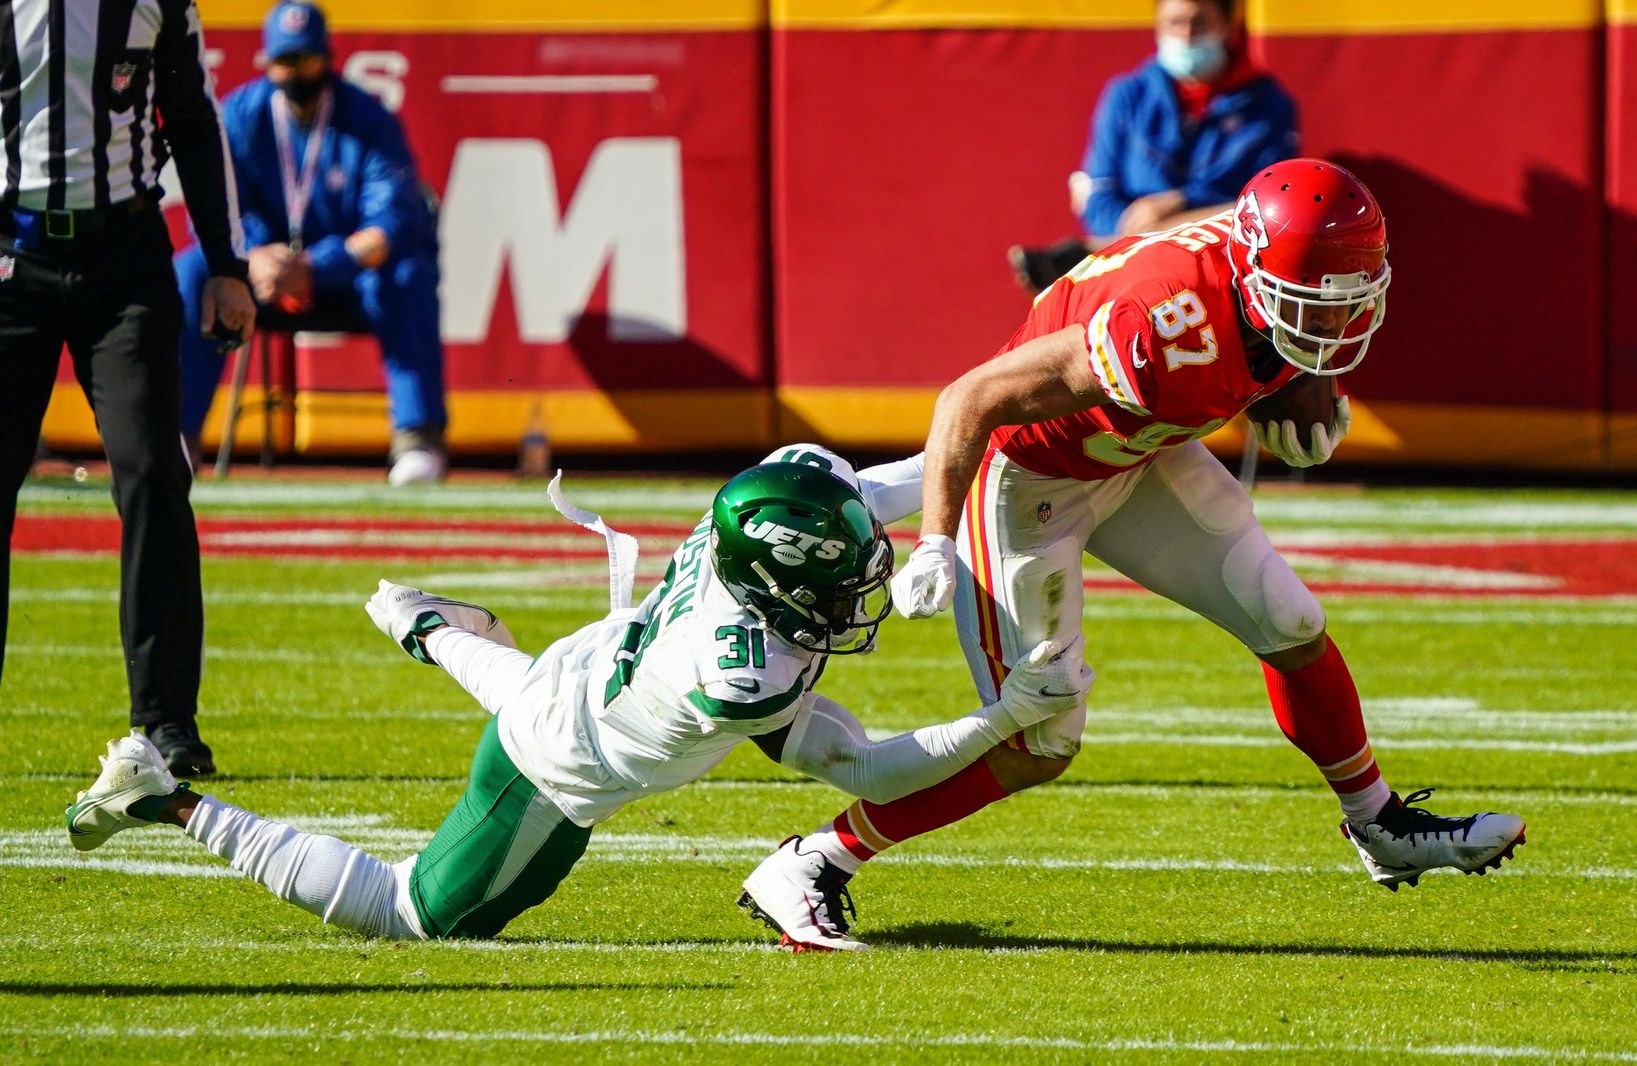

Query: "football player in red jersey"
(738, 159), (1526, 952)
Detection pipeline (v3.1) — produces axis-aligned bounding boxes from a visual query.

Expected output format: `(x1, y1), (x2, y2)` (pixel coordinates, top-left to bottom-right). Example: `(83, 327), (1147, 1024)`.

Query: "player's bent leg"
(1090, 444), (1525, 886)
(66, 730), (425, 937)
(407, 717), (591, 938)
(184, 793), (428, 939)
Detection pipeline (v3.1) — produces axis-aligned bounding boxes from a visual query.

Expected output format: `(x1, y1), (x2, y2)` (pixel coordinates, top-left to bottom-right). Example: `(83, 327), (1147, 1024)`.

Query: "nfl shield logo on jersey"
(0, 255), (14, 282)
(1036, 500), (1052, 524)
(110, 63), (136, 94)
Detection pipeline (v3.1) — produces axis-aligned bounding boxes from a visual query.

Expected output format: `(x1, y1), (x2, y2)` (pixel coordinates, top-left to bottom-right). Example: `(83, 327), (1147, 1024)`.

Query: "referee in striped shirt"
(1, 0), (255, 774)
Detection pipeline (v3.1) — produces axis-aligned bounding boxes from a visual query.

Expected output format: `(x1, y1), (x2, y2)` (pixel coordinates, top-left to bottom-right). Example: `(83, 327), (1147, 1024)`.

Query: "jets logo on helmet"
(742, 519), (847, 564)
(711, 462), (893, 655)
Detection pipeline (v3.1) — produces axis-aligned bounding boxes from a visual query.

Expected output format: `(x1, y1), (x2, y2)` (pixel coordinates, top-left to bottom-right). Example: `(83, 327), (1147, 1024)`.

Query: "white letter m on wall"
(440, 138), (686, 344)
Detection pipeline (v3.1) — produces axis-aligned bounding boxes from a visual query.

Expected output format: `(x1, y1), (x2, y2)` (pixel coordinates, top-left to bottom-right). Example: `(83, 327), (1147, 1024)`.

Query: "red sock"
(1262, 637), (1387, 813)
(830, 759), (1008, 863)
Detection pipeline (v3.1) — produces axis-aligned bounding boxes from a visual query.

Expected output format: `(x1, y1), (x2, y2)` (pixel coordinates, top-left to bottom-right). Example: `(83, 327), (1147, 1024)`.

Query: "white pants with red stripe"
(953, 441), (1325, 759)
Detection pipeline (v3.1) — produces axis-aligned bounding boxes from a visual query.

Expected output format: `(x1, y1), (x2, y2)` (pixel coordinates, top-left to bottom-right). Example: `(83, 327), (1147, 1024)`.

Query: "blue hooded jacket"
(1080, 57), (1298, 237)
(221, 75), (437, 288)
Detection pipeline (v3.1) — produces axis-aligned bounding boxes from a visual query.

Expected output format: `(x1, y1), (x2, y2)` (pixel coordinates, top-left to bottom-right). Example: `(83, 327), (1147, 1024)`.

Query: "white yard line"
(0, 1024), (1630, 1061)
(10, 584), (1637, 623)
(0, 834), (1618, 880)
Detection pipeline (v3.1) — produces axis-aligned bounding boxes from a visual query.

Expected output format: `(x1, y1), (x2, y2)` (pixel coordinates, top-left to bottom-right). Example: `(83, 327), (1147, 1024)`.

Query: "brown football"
(1244, 374), (1337, 448)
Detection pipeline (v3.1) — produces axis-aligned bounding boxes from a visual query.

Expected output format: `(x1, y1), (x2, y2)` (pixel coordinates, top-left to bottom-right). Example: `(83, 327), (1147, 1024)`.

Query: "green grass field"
(4, 473), (1636, 1063)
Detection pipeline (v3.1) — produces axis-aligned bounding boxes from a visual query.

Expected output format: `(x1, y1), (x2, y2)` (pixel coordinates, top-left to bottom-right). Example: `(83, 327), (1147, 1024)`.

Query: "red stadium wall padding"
(1255, 29), (1605, 414)
(1606, 17), (1637, 469)
(202, 29), (771, 394)
(36, 4), (1635, 469)
(773, 27), (1152, 389)
(773, 23), (1611, 465)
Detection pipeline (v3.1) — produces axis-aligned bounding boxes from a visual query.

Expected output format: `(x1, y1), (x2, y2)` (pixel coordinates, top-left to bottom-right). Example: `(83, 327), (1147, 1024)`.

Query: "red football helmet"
(1228, 159), (1390, 375)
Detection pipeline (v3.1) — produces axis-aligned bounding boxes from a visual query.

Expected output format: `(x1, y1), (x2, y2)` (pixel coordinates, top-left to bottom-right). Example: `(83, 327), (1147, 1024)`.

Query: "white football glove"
(992, 634), (1095, 733)
(890, 534), (957, 619)
(365, 580), (517, 664)
(1252, 395), (1351, 469)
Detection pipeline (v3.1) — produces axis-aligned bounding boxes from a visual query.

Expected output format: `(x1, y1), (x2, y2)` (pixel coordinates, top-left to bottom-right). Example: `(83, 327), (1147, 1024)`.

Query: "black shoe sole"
(163, 750), (216, 776)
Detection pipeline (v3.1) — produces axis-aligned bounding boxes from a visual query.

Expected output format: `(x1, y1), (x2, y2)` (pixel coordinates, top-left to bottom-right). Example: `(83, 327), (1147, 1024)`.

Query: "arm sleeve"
(153, 0), (246, 280)
(778, 694), (1015, 804)
(424, 626), (534, 716)
(857, 453), (925, 525)
(1178, 81), (1300, 209)
(1081, 80), (1135, 237)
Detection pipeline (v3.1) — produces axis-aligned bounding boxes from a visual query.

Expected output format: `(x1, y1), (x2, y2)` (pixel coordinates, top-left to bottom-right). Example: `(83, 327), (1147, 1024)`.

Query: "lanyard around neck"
(270, 87), (334, 254)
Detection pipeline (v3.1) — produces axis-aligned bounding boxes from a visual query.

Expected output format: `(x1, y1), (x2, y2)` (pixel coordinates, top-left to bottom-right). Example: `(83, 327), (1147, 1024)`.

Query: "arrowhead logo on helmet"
(1227, 159), (1391, 377)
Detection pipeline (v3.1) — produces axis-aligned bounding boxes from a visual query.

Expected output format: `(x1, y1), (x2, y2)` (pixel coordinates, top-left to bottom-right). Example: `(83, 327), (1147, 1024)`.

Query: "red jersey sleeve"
(1081, 296), (1162, 417)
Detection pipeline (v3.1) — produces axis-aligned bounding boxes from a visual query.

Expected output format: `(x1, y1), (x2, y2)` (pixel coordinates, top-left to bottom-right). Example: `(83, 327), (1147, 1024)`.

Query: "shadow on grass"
(0, 979), (734, 997)
(869, 922), (1637, 969)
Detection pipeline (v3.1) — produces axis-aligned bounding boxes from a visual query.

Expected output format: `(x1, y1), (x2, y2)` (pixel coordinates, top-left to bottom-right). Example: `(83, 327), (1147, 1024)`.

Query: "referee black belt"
(1, 195), (152, 248)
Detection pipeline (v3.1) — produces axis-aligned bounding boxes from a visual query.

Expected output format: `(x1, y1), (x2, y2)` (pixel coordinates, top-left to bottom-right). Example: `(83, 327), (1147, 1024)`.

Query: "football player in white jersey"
(64, 447), (1092, 947)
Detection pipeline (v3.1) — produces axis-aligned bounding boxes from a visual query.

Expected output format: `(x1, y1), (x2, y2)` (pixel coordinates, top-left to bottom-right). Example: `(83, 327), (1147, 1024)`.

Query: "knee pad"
(1222, 535), (1326, 652)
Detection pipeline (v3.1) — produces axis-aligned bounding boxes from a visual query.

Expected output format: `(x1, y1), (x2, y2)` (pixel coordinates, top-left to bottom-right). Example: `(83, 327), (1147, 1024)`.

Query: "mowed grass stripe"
(0, 1023), (1633, 1061)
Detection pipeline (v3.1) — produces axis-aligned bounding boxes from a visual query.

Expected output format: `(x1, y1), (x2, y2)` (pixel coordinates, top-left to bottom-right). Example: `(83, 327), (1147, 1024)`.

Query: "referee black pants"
(0, 208), (203, 728)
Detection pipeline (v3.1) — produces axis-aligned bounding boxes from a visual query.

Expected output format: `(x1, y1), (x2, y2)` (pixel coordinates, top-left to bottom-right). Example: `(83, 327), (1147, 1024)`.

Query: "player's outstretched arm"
(756, 638), (1094, 803)
(894, 328), (1110, 619)
(856, 452), (925, 525)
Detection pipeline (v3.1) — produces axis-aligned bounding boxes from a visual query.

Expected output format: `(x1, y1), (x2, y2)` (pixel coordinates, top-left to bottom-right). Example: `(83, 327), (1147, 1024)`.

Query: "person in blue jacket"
(174, 1), (448, 485)
(1009, 0), (1299, 292)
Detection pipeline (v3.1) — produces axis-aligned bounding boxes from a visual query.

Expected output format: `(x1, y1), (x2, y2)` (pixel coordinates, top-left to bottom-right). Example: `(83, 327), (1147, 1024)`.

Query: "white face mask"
(1155, 32), (1229, 83)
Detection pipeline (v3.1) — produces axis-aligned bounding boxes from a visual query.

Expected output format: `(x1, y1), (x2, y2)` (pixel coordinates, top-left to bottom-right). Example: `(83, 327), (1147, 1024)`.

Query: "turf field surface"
(4, 473), (1635, 1064)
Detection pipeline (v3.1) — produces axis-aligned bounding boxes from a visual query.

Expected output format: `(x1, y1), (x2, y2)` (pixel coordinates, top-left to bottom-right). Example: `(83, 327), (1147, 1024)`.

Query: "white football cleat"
(739, 836), (868, 952)
(366, 580), (517, 663)
(1343, 788), (1526, 890)
(65, 731), (188, 852)
(387, 447), (447, 487)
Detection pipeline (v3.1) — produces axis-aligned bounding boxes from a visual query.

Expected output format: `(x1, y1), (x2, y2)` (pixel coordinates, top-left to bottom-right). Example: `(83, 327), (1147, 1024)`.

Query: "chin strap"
(548, 472), (641, 613)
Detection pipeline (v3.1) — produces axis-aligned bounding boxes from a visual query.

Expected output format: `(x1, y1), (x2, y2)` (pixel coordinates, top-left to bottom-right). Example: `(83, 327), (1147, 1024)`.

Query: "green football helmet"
(711, 462), (894, 654)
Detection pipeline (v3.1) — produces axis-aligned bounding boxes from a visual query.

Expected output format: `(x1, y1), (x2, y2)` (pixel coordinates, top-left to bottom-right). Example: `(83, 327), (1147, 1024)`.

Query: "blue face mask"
(1155, 33), (1229, 83)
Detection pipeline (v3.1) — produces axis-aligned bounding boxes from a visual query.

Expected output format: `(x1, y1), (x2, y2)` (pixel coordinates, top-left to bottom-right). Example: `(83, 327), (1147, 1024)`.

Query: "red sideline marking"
(10, 514), (705, 562)
(13, 514), (1637, 598)
(1084, 540), (1637, 598)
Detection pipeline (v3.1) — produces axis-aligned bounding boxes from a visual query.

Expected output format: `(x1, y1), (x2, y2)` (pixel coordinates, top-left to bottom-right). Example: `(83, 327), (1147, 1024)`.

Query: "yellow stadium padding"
(38, 382), (1625, 470)
(199, 0), (764, 32)
(200, 0), (1607, 33)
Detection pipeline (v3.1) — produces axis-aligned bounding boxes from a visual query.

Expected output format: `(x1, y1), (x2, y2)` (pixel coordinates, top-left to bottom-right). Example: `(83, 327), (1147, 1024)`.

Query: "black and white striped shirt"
(0, 0), (244, 275)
